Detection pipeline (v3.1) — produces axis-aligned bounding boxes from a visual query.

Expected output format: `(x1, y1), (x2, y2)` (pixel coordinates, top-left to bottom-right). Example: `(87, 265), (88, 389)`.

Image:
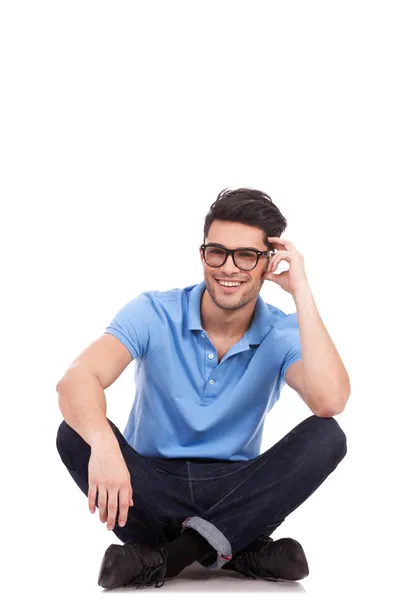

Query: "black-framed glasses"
(200, 243), (275, 271)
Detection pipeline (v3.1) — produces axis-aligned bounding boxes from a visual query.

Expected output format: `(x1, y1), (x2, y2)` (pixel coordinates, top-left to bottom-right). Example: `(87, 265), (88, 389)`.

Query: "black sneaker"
(97, 540), (168, 589)
(223, 536), (309, 582)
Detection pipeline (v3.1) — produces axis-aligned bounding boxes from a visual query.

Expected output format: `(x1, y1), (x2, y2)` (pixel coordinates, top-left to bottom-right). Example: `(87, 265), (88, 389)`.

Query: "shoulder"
(264, 301), (300, 344)
(262, 301), (302, 365)
(125, 284), (194, 323)
(265, 301), (299, 329)
(140, 284), (190, 309)
(114, 282), (198, 319)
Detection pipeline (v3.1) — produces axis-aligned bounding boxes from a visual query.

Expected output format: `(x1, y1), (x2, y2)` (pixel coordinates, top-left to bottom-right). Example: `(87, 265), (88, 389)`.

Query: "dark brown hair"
(203, 187), (287, 249)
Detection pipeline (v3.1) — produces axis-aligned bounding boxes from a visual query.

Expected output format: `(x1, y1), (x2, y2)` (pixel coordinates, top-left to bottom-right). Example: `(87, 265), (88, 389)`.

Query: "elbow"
(314, 407), (342, 418)
(56, 376), (73, 396)
(56, 378), (67, 394)
(56, 365), (81, 393)
(314, 396), (349, 418)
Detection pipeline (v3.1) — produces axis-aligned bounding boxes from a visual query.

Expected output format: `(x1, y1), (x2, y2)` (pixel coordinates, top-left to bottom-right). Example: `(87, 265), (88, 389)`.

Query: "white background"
(1, 1), (399, 597)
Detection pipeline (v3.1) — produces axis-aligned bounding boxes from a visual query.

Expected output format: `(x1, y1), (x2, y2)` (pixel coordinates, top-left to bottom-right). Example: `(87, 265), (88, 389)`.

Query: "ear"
(199, 246), (206, 267)
(262, 263), (267, 279)
(262, 256), (271, 279)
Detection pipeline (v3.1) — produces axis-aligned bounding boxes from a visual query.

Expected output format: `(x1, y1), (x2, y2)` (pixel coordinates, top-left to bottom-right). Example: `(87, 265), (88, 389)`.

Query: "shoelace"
(124, 545), (168, 589)
(235, 550), (280, 582)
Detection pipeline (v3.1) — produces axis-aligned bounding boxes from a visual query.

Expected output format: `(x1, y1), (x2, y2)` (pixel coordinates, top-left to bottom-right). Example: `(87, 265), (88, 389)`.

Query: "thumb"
(264, 272), (276, 281)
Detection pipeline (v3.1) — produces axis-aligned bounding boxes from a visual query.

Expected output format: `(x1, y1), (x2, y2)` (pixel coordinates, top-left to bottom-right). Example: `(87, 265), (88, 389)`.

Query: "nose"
(221, 253), (240, 274)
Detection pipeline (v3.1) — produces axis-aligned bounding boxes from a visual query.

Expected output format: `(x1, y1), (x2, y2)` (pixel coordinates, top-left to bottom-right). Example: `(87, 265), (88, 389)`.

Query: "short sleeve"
(104, 293), (165, 361)
(274, 312), (302, 384)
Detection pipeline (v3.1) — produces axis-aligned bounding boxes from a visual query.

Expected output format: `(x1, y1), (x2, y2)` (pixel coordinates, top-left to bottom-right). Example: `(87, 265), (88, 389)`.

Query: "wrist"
(89, 429), (119, 449)
(292, 281), (312, 303)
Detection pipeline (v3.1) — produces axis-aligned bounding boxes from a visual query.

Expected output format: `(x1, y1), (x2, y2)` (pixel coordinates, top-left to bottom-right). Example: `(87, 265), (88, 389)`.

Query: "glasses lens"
(204, 246), (258, 270)
(234, 249), (258, 270)
(204, 246), (226, 267)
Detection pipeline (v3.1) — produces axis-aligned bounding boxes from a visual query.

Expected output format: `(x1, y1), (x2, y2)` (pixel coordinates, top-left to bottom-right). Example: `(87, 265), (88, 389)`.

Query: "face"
(200, 220), (271, 311)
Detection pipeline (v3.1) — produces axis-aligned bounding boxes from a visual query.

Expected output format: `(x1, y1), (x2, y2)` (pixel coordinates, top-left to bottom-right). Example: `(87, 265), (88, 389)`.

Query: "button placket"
(206, 344), (217, 382)
(201, 334), (218, 391)
(207, 350), (218, 385)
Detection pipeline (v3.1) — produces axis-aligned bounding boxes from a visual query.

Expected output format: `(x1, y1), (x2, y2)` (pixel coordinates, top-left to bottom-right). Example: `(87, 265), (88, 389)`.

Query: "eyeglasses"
(200, 243), (275, 271)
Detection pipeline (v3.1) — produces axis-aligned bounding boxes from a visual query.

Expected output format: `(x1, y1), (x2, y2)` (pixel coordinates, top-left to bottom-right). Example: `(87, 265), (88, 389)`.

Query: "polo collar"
(187, 280), (274, 348)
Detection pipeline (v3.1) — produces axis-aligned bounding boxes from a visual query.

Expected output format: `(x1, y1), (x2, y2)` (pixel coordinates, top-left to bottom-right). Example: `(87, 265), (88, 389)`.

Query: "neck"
(200, 288), (257, 339)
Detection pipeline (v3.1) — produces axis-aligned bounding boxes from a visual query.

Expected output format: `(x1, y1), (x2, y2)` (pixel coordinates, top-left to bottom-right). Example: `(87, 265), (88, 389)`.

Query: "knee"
(55, 418), (120, 461)
(308, 415), (347, 461)
(55, 419), (83, 468)
(56, 420), (72, 450)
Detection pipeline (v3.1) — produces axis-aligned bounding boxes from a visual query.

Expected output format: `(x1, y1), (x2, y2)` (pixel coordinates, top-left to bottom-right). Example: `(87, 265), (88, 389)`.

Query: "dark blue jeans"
(56, 414), (347, 570)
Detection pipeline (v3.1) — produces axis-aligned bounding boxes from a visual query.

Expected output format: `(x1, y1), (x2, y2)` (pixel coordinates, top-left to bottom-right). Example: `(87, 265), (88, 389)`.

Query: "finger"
(88, 483), (97, 514)
(106, 488), (119, 530)
(117, 488), (130, 527)
(268, 254), (280, 272)
(268, 238), (296, 252)
(269, 251), (290, 270)
(268, 237), (293, 250)
(270, 260), (279, 272)
(98, 486), (108, 523)
(270, 252), (280, 268)
(267, 253), (274, 270)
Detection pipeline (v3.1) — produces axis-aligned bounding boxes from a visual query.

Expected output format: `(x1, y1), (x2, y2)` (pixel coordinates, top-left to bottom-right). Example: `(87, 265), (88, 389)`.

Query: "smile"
(216, 279), (245, 291)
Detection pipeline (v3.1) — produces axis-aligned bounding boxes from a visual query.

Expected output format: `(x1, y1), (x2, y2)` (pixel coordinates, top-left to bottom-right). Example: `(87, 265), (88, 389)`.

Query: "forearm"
(293, 284), (351, 415)
(56, 368), (119, 448)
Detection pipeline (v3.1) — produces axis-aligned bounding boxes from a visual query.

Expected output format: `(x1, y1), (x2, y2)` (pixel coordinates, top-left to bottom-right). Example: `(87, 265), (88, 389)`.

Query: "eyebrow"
(207, 242), (264, 252)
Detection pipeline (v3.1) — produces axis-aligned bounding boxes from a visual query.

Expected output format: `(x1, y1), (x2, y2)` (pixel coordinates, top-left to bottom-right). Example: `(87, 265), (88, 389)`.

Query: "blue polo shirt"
(104, 280), (302, 461)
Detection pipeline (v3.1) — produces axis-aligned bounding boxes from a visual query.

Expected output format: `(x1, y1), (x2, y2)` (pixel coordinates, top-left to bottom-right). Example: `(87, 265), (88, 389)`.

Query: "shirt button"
(201, 333), (205, 338)
(209, 379), (214, 384)
(208, 353), (214, 359)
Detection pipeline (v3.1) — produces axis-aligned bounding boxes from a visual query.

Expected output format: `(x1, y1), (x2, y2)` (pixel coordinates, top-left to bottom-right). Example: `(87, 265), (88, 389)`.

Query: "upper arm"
(58, 333), (133, 390)
(104, 292), (165, 360)
(285, 360), (308, 406)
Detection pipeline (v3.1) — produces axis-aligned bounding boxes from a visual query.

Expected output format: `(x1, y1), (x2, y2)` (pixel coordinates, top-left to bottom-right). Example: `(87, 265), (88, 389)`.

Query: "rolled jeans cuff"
(180, 515), (232, 570)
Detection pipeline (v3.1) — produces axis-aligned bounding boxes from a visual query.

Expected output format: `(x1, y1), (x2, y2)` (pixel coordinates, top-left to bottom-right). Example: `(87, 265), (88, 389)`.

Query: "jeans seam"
(149, 461), (257, 480)
(186, 460), (195, 504)
(204, 441), (285, 513)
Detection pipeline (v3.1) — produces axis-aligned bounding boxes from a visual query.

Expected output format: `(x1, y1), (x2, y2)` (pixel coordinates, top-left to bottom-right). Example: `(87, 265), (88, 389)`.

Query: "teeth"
(218, 280), (242, 287)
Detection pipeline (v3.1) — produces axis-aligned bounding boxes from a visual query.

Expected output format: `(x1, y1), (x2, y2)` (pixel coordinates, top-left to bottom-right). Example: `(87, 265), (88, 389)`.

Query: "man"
(56, 187), (349, 590)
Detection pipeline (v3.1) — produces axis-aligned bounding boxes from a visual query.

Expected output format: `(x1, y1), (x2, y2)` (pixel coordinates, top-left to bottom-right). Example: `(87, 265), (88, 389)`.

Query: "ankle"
(162, 529), (213, 577)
